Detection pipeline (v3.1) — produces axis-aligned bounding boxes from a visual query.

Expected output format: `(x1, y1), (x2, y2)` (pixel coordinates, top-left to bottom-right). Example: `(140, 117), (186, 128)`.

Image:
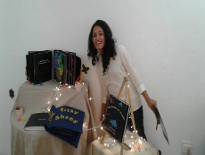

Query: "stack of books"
(53, 50), (81, 85)
(26, 50), (81, 85)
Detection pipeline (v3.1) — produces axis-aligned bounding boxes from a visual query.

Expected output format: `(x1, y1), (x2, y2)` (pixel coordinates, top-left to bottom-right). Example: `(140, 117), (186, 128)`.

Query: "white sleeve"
(119, 46), (146, 94)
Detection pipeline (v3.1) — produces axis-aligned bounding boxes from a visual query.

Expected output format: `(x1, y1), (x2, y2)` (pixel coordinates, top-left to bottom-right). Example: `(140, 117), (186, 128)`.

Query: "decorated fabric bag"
(44, 105), (85, 148)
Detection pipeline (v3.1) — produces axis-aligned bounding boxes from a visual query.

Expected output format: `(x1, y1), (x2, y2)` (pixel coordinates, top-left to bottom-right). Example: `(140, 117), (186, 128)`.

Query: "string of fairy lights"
(46, 80), (148, 152)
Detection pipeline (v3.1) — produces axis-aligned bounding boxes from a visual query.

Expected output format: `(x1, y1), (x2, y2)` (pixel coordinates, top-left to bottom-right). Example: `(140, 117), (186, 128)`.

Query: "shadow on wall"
(198, 135), (205, 155)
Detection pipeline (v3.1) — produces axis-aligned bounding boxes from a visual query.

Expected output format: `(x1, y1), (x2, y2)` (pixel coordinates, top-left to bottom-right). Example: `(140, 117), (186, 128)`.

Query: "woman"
(87, 20), (156, 140)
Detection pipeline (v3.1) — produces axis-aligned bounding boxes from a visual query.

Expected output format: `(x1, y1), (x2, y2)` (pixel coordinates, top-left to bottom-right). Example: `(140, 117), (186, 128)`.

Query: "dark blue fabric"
(44, 105), (85, 148)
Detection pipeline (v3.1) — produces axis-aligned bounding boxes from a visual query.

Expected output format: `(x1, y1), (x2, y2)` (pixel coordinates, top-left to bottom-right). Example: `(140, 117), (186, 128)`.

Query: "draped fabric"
(11, 80), (97, 155)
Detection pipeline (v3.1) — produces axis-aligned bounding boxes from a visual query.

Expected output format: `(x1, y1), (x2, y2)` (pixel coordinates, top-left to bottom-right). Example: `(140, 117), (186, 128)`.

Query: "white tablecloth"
(10, 80), (97, 155)
(88, 131), (159, 155)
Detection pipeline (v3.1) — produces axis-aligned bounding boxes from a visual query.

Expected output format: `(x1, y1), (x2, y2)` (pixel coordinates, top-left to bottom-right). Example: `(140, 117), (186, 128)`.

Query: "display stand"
(100, 77), (138, 155)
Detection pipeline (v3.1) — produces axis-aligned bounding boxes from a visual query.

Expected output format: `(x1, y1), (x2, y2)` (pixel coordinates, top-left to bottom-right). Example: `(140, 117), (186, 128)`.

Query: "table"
(10, 80), (97, 155)
(88, 131), (159, 155)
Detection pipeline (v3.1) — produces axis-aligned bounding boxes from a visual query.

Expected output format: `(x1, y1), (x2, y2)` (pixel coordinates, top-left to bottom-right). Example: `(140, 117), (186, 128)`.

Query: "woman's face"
(92, 25), (105, 53)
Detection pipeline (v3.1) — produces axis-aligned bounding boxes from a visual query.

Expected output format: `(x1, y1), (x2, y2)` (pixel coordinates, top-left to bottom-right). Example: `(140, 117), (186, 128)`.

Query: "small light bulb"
(47, 107), (50, 112)
(56, 87), (60, 91)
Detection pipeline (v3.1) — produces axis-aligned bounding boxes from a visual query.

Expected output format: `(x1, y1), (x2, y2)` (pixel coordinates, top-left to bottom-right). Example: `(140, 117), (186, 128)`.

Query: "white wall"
(1, 0), (205, 154)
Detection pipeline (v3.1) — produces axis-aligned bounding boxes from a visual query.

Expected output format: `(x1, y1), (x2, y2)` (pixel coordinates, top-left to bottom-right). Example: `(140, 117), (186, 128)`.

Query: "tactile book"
(26, 50), (52, 85)
(53, 50), (81, 85)
(103, 94), (130, 143)
(24, 113), (49, 131)
(44, 105), (85, 148)
(53, 50), (68, 85)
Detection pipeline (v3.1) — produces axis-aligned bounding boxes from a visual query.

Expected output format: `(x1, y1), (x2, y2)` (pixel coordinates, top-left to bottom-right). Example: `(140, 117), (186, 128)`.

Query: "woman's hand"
(142, 91), (157, 113)
(147, 98), (157, 112)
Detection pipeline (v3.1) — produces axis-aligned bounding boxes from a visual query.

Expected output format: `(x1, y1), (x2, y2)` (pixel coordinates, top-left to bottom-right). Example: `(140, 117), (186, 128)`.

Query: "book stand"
(100, 77), (138, 155)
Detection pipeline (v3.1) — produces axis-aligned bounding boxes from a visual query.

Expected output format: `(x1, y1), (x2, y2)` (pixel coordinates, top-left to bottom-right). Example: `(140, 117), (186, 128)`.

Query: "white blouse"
(95, 44), (146, 111)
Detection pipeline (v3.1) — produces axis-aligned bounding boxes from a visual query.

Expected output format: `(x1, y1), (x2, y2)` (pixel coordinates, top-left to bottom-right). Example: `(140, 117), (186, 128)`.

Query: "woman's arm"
(119, 46), (157, 112)
(142, 90), (157, 112)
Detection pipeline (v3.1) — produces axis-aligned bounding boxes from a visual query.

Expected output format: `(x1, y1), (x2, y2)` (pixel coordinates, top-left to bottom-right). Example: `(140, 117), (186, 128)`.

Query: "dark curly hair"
(87, 20), (117, 74)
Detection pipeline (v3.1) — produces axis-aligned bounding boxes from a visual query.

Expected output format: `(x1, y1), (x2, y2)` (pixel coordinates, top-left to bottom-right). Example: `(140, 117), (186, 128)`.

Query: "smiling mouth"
(95, 42), (102, 47)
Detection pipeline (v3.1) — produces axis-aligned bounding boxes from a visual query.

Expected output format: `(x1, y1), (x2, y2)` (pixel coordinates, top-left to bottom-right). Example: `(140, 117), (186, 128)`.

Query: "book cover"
(153, 106), (169, 144)
(103, 94), (130, 143)
(71, 52), (76, 85)
(45, 105), (85, 148)
(67, 52), (76, 85)
(61, 51), (72, 85)
(75, 56), (81, 83)
(53, 50), (67, 84)
(33, 51), (52, 84)
(66, 52), (72, 85)
(26, 50), (52, 84)
(26, 54), (31, 81)
(24, 113), (49, 131)
(26, 51), (41, 82)
(27, 51), (46, 82)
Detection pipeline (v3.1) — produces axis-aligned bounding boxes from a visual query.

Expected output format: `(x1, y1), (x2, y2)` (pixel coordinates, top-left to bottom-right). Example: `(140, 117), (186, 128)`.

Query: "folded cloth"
(44, 105), (85, 148)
